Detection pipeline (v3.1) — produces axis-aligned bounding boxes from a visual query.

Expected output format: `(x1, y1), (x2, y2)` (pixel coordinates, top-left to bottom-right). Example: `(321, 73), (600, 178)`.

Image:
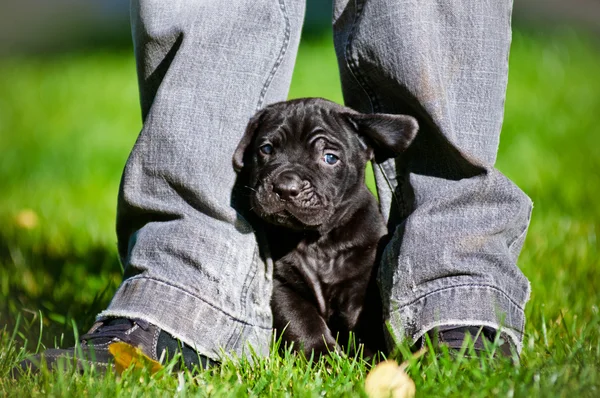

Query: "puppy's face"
(233, 98), (418, 230)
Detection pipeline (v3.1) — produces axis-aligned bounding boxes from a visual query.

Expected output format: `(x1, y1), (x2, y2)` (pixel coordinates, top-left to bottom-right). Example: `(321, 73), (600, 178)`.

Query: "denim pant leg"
(98, 0), (305, 361)
(334, 0), (532, 351)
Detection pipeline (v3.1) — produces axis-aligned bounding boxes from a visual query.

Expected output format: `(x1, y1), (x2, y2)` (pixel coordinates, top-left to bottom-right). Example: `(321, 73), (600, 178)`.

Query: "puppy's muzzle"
(272, 171), (304, 201)
(254, 169), (330, 228)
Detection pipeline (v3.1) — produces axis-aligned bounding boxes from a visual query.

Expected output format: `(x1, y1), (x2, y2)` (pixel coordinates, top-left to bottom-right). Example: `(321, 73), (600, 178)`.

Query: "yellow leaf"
(108, 341), (163, 375)
(14, 209), (39, 229)
(364, 360), (416, 398)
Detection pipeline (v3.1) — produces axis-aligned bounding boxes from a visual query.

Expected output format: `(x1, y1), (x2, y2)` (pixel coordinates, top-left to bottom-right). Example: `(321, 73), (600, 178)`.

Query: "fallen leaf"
(108, 341), (163, 375)
(364, 360), (416, 398)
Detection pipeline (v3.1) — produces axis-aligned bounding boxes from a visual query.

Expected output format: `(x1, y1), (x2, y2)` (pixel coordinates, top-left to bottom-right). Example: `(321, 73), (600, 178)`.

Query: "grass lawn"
(1, 28), (599, 396)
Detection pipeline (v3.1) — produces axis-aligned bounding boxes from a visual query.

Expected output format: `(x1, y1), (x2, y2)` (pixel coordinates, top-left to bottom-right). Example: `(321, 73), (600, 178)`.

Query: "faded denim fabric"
(99, 0), (531, 360)
(334, 0), (531, 351)
(99, 0), (306, 360)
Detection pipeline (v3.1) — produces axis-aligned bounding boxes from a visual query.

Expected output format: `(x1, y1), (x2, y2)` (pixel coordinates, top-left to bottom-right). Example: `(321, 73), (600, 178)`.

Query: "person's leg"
(333, 0), (531, 351)
(98, 0), (305, 361)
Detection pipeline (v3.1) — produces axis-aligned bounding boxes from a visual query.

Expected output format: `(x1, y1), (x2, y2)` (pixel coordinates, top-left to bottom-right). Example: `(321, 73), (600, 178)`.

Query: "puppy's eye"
(260, 144), (273, 155)
(323, 153), (339, 165)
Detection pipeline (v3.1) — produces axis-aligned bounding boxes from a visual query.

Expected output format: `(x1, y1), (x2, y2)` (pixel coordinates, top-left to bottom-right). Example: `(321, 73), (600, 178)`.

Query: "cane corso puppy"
(233, 98), (418, 357)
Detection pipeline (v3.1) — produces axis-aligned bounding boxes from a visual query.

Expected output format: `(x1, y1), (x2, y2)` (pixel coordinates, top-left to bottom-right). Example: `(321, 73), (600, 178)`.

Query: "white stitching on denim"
(255, 0), (291, 111)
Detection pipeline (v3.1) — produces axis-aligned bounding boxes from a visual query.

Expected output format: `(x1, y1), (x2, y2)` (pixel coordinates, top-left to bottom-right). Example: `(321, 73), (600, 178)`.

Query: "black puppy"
(233, 98), (418, 357)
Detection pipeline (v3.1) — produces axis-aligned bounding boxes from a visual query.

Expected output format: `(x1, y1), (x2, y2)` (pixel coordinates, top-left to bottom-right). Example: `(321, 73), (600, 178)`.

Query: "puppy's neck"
(319, 186), (379, 231)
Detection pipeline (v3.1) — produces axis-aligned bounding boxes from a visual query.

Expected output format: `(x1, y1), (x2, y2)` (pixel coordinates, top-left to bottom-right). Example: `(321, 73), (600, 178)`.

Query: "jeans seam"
(508, 198), (533, 252)
(124, 276), (272, 330)
(225, 324), (243, 353)
(343, 1), (406, 218)
(395, 283), (526, 313)
(230, 245), (260, 350)
(239, 246), (258, 318)
(379, 159), (406, 218)
(255, 0), (291, 111)
(344, 0), (378, 113)
(494, 1), (513, 159)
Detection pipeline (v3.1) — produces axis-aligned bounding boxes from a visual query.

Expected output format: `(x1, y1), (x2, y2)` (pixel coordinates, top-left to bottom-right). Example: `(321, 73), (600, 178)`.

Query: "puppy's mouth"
(251, 185), (332, 229)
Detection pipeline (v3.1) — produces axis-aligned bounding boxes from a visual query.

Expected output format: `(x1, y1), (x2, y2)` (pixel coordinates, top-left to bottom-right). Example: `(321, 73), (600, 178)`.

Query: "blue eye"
(260, 144), (273, 155)
(323, 153), (339, 165)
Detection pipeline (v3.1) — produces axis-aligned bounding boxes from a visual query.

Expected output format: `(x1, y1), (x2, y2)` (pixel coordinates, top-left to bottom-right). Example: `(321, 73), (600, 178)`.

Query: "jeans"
(98, 0), (532, 360)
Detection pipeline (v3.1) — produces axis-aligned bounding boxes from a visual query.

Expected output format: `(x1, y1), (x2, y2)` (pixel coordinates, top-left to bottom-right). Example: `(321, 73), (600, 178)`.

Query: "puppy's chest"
(275, 238), (373, 314)
(293, 243), (349, 283)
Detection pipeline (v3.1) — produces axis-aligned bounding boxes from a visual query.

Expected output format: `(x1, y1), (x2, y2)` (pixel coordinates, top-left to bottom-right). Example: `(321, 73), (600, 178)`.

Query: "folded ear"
(232, 109), (266, 172)
(345, 112), (418, 159)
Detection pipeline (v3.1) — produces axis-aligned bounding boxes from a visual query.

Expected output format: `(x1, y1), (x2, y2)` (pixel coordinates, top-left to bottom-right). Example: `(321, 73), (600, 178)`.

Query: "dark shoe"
(12, 318), (215, 377)
(422, 325), (514, 357)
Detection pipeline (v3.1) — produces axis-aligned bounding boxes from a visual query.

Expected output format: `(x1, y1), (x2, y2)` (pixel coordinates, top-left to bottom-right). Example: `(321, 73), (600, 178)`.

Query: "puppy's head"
(233, 98), (418, 230)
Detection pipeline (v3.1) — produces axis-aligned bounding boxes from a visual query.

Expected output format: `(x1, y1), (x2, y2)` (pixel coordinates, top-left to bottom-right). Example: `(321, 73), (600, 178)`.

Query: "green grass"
(1, 29), (599, 396)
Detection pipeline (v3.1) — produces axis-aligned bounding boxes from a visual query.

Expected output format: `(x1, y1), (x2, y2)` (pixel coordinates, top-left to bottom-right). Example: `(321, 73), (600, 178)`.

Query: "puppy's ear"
(233, 110), (265, 172)
(345, 112), (418, 159)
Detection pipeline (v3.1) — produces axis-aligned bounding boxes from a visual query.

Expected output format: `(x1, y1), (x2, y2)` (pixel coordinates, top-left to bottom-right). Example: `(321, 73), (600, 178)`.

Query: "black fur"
(233, 98), (418, 357)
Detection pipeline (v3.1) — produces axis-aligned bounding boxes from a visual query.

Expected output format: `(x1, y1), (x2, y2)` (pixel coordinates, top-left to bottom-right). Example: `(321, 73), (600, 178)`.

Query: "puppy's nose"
(273, 173), (303, 200)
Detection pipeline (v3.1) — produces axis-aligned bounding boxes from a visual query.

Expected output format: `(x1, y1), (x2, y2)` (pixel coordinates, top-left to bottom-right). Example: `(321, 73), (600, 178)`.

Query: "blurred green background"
(0, 0), (599, 367)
